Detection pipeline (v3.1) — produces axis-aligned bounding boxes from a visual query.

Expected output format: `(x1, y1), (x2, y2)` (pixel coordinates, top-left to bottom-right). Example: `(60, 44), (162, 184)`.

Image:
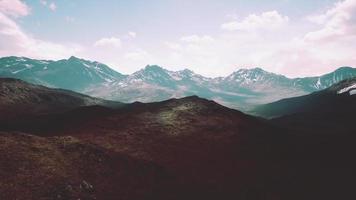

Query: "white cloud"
(0, 2), (82, 60)
(154, 4), (355, 78)
(180, 35), (215, 43)
(221, 11), (289, 31)
(305, 0), (356, 42)
(0, 0), (30, 17)
(165, 42), (182, 50)
(0, 15), (81, 59)
(94, 37), (122, 48)
(49, 2), (56, 11)
(39, 0), (47, 6)
(39, 1), (56, 11)
(128, 31), (137, 38)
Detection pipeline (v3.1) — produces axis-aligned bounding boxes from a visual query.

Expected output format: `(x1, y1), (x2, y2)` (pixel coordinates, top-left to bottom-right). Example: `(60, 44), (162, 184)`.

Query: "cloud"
(39, 0), (47, 6)
(128, 31), (137, 38)
(156, 3), (355, 78)
(305, 0), (356, 42)
(180, 35), (215, 43)
(0, 0), (30, 17)
(39, 0), (56, 11)
(165, 42), (182, 50)
(0, 12), (81, 59)
(221, 11), (289, 31)
(94, 37), (122, 48)
(259, 0), (356, 77)
(49, 2), (56, 11)
(84, 2), (356, 78)
(0, 2), (82, 60)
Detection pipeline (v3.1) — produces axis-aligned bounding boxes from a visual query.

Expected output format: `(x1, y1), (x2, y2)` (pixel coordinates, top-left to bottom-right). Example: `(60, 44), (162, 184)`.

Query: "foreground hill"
(252, 78), (356, 135)
(0, 132), (171, 200)
(0, 78), (123, 120)
(0, 80), (355, 199)
(1, 56), (356, 110)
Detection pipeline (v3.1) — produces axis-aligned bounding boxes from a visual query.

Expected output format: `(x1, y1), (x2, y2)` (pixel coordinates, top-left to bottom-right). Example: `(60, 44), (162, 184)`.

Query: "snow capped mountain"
(1, 56), (356, 110)
(221, 67), (356, 93)
(122, 65), (212, 88)
(124, 65), (177, 88)
(86, 66), (356, 110)
(0, 56), (125, 92)
(292, 67), (356, 92)
(223, 68), (297, 94)
(224, 67), (288, 86)
(85, 65), (216, 103)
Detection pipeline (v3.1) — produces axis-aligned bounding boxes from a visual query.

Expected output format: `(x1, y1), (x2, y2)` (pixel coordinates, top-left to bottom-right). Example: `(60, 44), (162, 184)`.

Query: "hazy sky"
(0, 0), (355, 77)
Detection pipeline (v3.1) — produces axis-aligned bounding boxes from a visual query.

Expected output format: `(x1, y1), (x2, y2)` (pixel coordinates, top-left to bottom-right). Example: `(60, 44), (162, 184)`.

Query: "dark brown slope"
(0, 79), (356, 200)
(0, 78), (123, 120)
(2, 94), (356, 200)
(252, 78), (356, 119)
(253, 78), (356, 135)
(0, 96), (281, 199)
(0, 132), (172, 200)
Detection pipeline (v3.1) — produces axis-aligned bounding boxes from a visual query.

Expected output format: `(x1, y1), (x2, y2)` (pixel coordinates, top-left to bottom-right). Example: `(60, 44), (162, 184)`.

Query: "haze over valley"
(1, 56), (355, 111)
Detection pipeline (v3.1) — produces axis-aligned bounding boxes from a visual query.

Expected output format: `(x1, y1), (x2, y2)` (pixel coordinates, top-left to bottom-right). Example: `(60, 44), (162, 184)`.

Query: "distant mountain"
(85, 65), (218, 103)
(292, 67), (356, 91)
(87, 65), (356, 110)
(0, 78), (123, 120)
(252, 78), (356, 120)
(218, 67), (356, 106)
(0, 56), (125, 92)
(1, 56), (356, 110)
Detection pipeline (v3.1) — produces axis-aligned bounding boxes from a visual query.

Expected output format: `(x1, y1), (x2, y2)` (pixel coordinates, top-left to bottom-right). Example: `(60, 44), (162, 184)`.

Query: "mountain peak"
(227, 67), (276, 82)
(68, 56), (80, 60)
(144, 65), (164, 71)
(178, 68), (195, 75)
(235, 67), (268, 74)
(333, 66), (354, 73)
(130, 65), (171, 83)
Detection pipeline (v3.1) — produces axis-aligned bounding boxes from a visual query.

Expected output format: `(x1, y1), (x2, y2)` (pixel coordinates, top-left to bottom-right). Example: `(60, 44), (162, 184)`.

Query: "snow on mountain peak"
(337, 83), (356, 94)
(81, 62), (92, 68)
(226, 67), (276, 84)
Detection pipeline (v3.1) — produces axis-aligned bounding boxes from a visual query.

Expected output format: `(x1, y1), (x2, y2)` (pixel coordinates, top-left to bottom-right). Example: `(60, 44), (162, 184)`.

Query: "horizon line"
(1, 55), (354, 80)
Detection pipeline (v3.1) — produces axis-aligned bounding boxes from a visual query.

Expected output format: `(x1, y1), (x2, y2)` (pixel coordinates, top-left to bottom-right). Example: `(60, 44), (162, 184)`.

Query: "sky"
(0, 0), (355, 78)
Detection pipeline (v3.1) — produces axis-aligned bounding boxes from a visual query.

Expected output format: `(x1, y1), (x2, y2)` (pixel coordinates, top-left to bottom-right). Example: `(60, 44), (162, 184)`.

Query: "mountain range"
(0, 56), (125, 92)
(1, 56), (356, 110)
